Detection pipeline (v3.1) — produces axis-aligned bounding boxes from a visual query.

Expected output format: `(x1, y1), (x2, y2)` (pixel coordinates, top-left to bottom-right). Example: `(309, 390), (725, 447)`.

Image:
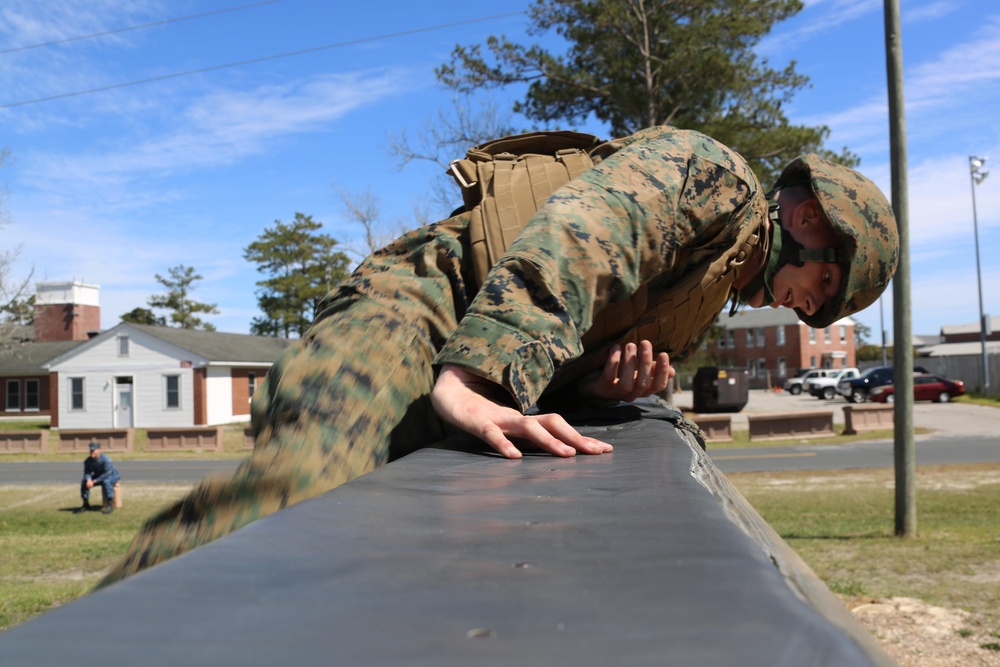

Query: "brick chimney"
(33, 281), (101, 342)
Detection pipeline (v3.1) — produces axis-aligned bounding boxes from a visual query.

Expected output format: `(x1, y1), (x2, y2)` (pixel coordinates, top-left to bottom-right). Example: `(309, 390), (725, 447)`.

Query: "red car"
(868, 374), (965, 403)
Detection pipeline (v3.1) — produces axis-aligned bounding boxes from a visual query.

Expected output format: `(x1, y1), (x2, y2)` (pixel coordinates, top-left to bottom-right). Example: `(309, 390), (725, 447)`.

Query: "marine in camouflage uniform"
(100, 126), (897, 585)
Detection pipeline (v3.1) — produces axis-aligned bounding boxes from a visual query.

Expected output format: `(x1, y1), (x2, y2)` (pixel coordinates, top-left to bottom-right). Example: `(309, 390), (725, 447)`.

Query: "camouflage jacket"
(84, 453), (119, 484)
(434, 126), (768, 411)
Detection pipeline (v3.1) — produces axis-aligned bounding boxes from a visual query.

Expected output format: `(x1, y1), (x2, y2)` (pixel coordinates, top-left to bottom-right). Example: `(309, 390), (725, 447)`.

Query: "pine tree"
(243, 213), (350, 337)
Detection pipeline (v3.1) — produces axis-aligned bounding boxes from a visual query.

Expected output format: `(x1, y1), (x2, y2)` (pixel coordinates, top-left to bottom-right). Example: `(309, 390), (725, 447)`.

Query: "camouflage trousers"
(99, 216), (471, 586)
(81, 474), (119, 503)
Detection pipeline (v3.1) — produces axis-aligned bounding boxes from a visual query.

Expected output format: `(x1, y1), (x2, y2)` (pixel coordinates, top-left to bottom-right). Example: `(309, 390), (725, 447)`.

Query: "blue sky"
(1, 0), (998, 344)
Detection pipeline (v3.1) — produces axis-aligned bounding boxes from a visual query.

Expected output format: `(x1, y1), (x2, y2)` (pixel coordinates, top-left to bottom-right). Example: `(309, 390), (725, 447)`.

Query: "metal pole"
(884, 0), (915, 537)
(969, 158), (990, 394)
(880, 298), (887, 366)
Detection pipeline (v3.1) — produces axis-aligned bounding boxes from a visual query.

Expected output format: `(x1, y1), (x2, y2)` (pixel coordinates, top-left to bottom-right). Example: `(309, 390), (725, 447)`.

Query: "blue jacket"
(84, 453), (120, 484)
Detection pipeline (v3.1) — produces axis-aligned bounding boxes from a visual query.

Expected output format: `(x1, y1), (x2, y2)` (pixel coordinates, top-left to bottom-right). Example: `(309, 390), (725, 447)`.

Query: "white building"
(44, 323), (290, 429)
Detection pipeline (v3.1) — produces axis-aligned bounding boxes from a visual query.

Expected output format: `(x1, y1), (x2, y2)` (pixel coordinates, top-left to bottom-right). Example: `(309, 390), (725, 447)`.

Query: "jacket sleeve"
(92, 455), (114, 484)
(434, 128), (757, 411)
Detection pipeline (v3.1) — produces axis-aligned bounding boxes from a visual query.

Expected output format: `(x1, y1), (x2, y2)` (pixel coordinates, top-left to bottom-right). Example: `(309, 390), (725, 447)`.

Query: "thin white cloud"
(0, 1), (168, 105)
(0, 0), (163, 46)
(904, 0), (960, 22)
(794, 12), (1000, 152)
(759, 0), (882, 54)
(18, 70), (410, 213)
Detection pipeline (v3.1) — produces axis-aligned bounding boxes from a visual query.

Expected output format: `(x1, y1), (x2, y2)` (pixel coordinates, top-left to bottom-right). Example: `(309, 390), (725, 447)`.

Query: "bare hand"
(577, 340), (674, 402)
(85, 479), (94, 489)
(431, 365), (613, 460)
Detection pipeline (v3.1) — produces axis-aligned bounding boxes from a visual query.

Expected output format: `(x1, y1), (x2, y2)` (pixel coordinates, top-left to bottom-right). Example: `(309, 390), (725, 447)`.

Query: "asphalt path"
(709, 434), (999, 473)
(1, 391), (997, 484)
(0, 459), (242, 486)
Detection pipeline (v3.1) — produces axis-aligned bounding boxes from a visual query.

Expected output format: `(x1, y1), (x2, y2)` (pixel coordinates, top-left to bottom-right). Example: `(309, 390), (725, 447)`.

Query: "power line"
(0, 12), (524, 110)
(0, 0), (288, 55)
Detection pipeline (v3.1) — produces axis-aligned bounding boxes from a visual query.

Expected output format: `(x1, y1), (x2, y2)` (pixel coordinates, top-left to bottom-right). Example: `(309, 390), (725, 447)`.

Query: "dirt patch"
(846, 596), (1000, 666)
(738, 467), (1000, 493)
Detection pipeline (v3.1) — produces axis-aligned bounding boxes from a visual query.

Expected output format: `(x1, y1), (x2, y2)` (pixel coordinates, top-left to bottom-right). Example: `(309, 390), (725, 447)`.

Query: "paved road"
(709, 434), (999, 473)
(676, 388), (1000, 472)
(0, 459), (242, 486)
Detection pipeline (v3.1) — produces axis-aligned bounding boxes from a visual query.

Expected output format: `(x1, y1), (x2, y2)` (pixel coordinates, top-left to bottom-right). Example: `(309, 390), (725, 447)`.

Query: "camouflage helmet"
(773, 154), (899, 328)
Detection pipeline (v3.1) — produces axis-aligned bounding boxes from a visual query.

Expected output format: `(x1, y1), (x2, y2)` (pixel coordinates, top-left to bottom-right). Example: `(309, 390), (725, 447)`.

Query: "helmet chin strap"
(732, 202), (845, 314)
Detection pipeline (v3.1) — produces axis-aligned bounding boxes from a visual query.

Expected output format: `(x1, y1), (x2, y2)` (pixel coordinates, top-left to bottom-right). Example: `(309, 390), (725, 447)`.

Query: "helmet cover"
(773, 154), (899, 328)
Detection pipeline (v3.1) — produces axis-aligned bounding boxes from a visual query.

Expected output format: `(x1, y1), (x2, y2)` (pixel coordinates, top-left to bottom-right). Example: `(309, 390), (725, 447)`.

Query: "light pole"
(969, 155), (990, 393)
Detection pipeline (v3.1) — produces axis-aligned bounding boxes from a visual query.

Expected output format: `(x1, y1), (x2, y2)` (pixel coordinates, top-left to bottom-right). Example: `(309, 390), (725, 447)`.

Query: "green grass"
(0, 483), (192, 630)
(706, 426), (929, 449)
(0, 420), (49, 431)
(728, 463), (1000, 630)
(956, 394), (1000, 408)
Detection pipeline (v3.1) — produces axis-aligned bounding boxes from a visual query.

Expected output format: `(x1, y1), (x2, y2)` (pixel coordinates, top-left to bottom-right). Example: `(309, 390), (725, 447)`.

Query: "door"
(115, 379), (134, 428)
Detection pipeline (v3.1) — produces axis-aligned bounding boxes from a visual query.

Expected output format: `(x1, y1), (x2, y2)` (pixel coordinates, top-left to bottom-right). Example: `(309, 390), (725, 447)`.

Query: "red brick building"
(715, 309), (856, 388)
(0, 281), (98, 418)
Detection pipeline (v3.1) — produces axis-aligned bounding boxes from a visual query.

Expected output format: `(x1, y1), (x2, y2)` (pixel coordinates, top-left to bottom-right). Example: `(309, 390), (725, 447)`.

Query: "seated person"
(78, 442), (120, 515)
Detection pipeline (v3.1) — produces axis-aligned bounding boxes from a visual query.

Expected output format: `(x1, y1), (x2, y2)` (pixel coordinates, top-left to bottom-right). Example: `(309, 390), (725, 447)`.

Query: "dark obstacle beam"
(0, 403), (896, 666)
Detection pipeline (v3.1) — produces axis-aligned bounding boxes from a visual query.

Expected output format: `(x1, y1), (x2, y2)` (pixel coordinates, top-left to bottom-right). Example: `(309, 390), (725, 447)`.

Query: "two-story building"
(715, 309), (856, 388)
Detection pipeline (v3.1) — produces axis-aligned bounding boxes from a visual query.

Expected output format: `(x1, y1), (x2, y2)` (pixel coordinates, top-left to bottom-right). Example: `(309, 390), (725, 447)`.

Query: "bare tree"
(334, 185), (411, 260)
(0, 148), (33, 350)
(388, 94), (518, 216)
(333, 95), (518, 261)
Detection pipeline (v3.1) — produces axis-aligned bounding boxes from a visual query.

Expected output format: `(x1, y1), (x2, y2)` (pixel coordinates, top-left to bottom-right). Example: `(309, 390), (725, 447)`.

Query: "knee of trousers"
(247, 302), (444, 490)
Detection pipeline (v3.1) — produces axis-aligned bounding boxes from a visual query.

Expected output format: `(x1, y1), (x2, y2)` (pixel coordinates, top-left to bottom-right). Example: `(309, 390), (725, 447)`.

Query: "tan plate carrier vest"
(449, 131), (764, 388)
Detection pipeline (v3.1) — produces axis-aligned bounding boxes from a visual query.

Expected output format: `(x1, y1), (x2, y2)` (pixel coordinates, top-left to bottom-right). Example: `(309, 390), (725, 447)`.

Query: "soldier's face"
(764, 261), (843, 316)
(747, 195), (844, 316)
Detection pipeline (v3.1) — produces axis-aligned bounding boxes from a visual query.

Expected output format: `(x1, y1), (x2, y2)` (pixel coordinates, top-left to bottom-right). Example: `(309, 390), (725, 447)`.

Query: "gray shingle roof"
(126, 324), (293, 363)
(0, 340), (85, 375)
(940, 315), (1000, 336)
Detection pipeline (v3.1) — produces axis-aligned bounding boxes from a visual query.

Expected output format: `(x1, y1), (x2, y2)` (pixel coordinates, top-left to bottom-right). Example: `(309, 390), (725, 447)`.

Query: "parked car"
(869, 374), (966, 403)
(807, 368), (860, 400)
(782, 368), (820, 395)
(837, 366), (931, 403)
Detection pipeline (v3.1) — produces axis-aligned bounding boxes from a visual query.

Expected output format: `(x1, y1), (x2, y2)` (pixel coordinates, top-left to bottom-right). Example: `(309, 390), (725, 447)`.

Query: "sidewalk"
(670, 389), (1000, 438)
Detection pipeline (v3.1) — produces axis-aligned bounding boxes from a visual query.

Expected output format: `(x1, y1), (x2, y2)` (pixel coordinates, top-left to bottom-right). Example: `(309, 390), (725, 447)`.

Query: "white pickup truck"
(806, 368), (861, 400)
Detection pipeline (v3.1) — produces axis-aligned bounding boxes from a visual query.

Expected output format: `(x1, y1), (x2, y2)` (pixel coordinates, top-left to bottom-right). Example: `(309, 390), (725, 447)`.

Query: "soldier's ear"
(789, 198), (822, 230)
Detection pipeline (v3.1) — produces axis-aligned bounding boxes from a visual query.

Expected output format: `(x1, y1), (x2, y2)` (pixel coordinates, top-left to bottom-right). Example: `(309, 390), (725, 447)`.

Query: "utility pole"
(884, 0), (915, 537)
(969, 156), (990, 394)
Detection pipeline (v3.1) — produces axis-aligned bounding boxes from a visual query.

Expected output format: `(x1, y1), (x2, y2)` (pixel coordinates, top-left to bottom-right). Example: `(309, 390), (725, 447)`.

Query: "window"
(5, 379), (19, 411)
(24, 379), (39, 411)
(809, 328), (816, 343)
(778, 357), (787, 377)
(840, 325), (847, 344)
(70, 378), (85, 411)
(747, 359), (757, 377)
(824, 327), (831, 343)
(746, 330), (754, 348)
(248, 372), (257, 397)
(756, 328), (765, 347)
(810, 356), (817, 367)
(117, 336), (130, 357)
(164, 375), (180, 409)
(776, 326), (786, 346)
(759, 358), (767, 377)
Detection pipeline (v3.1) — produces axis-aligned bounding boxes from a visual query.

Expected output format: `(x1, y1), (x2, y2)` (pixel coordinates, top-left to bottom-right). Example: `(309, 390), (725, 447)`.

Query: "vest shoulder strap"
(449, 130), (621, 287)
